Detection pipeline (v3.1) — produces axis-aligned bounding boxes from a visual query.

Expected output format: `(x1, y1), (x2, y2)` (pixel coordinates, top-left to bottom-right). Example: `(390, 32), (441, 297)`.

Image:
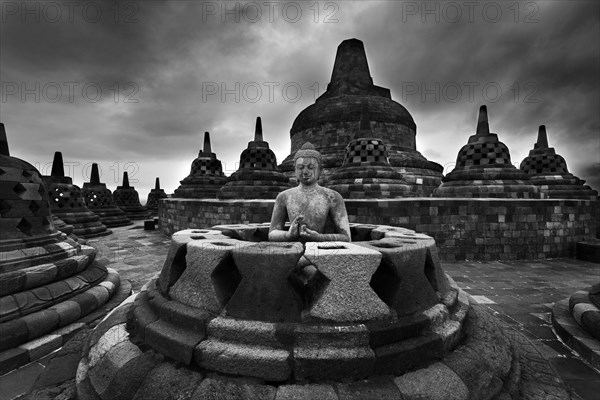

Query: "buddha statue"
(269, 142), (351, 242)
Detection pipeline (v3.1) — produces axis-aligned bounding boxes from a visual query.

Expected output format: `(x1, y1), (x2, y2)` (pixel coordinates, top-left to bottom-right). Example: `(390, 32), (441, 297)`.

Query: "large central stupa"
(279, 38), (443, 195)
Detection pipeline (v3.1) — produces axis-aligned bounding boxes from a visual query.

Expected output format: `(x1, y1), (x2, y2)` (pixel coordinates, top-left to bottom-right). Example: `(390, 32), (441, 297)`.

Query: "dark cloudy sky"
(2, 0), (599, 199)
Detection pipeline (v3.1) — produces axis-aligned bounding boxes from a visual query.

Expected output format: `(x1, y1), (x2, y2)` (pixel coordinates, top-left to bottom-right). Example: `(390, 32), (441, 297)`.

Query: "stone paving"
(0, 221), (598, 400)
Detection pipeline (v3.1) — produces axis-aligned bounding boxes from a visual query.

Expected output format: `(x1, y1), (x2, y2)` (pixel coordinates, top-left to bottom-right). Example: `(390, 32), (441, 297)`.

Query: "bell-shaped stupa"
(520, 126), (598, 200)
(174, 132), (228, 198)
(82, 163), (132, 227)
(434, 106), (541, 198)
(0, 124), (122, 374)
(218, 117), (291, 199)
(146, 177), (168, 214)
(113, 171), (152, 220)
(42, 152), (112, 238)
(280, 38), (443, 195)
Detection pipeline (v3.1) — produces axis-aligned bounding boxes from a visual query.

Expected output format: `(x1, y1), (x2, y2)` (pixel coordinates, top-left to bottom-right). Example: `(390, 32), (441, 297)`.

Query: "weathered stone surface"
(93, 347), (162, 400)
(170, 239), (248, 313)
(132, 362), (203, 400)
(304, 242), (389, 321)
(195, 339), (292, 382)
(145, 319), (205, 365)
(393, 363), (469, 400)
(335, 376), (402, 400)
(192, 375), (277, 400)
(226, 242), (304, 322)
(275, 384), (338, 400)
(293, 324), (375, 381)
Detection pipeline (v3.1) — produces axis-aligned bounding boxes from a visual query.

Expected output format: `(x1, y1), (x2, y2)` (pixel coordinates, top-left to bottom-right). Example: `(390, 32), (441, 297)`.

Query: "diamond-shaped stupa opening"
(210, 254), (242, 305)
(29, 201), (41, 216)
(370, 258), (403, 306)
(13, 182), (27, 197)
(0, 199), (11, 216)
(16, 217), (33, 236)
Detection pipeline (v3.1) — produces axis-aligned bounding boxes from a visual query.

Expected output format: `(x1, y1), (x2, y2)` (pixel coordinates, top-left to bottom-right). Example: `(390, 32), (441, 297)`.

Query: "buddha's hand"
(288, 215), (304, 240)
(299, 225), (320, 241)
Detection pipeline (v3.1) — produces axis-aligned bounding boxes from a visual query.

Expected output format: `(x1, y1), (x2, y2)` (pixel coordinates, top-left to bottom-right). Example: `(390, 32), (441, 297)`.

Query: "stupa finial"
(122, 171), (130, 188)
(476, 105), (490, 136)
(155, 177), (160, 190)
(330, 38), (373, 89)
(535, 125), (549, 149)
(0, 123), (9, 156)
(90, 163), (101, 184)
(203, 132), (212, 154)
(51, 152), (65, 177)
(254, 117), (263, 142)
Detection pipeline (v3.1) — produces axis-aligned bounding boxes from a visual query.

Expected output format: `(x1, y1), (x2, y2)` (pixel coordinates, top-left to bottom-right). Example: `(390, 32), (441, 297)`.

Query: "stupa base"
(76, 295), (576, 400)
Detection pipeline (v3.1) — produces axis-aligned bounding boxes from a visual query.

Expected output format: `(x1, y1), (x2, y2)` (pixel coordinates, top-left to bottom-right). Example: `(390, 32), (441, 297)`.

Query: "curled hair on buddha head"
(294, 142), (322, 167)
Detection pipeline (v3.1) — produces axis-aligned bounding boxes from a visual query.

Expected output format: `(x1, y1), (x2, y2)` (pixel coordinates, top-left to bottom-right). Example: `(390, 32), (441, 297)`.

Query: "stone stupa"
(42, 152), (112, 238)
(218, 117), (290, 199)
(328, 106), (412, 199)
(520, 125), (598, 200)
(82, 163), (132, 227)
(0, 124), (122, 374)
(145, 177), (168, 214)
(434, 105), (542, 198)
(279, 38), (443, 195)
(113, 171), (152, 220)
(174, 132), (228, 198)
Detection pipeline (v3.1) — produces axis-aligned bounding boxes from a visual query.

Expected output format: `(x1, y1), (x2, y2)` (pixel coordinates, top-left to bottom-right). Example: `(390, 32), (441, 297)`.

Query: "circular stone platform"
(77, 224), (577, 399)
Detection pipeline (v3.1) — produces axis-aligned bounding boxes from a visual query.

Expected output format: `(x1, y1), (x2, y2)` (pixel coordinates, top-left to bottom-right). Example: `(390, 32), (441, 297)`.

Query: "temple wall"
(159, 198), (599, 261)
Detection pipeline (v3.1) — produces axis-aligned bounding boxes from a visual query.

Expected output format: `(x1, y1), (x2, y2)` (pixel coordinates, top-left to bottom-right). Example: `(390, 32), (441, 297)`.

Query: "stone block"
(195, 339), (291, 382)
(88, 297), (134, 348)
(365, 313), (429, 347)
(22, 309), (60, 341)
(294, 345), (376, 381)
(132, 302), (158, 341)
(206, 317), (291, 347)
(87, 323), (132, 369)
(373, 333), (445, 375)
(49, 300), (82, 326)
(171, 239), (249, 313)
(275, 384), (338, 400)
(393, 362), (469, 400)
(304, 242), (389, 322)
(145, 319), (205, 365)
(335, 376), (401, 400)
(226, 242), (304, 322)
(91, 344), (161, 400)
(159, 300), (211, 333)
(19, 333), (62, 361)
(0, 347), (29, 374)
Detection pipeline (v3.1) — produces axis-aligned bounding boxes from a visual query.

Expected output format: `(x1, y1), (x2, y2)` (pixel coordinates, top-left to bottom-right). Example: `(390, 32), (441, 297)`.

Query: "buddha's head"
(294, 142), (322, 186)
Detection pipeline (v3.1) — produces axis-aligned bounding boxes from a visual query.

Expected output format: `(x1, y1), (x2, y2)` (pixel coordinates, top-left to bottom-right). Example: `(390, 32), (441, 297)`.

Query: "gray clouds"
(1, 0), (598, 195)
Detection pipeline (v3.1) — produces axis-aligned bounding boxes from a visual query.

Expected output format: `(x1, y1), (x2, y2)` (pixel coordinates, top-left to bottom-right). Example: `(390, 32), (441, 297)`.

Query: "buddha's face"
(295, 157), (320, 186)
